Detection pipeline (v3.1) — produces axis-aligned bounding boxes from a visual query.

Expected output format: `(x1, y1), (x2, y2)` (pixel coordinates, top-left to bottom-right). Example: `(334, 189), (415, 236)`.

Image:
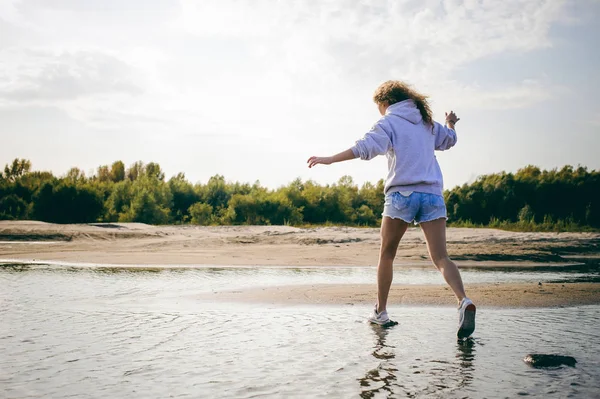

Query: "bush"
(0, 194), (28, 220)
(189, 203), (213, 225)
(356, 205), (377, 226)
(33, 182), (104, 223)
(2, 158), (598, 231)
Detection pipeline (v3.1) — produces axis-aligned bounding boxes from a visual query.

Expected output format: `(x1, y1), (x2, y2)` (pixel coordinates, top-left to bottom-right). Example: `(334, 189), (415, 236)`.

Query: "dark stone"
(523, 354), (577, 368)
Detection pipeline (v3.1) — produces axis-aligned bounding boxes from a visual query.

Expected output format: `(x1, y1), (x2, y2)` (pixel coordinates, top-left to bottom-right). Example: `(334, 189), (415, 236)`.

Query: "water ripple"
(1, 266), (599, 398)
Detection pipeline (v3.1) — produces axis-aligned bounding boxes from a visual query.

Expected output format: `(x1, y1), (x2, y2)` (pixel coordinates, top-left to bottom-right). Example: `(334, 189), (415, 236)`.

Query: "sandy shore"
(1, 220), (598, 267)
(205, 283), (600, 308)
(2, 221), (599, 308)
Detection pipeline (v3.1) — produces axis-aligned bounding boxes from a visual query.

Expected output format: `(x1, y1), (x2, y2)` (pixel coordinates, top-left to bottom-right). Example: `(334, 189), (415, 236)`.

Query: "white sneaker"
(457, 298), (476, 339)
(368, 304), (390, 325)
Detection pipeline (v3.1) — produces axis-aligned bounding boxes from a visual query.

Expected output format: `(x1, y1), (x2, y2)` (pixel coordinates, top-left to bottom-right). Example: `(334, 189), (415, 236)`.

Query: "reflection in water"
(456, 337), (476, 390)
(359, 326), (478, 398)
(359, 325), (398, 398)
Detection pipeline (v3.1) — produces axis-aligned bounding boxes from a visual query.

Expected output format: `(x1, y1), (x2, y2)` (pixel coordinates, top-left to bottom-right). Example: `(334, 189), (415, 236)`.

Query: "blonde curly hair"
(373, 80), (433, 126)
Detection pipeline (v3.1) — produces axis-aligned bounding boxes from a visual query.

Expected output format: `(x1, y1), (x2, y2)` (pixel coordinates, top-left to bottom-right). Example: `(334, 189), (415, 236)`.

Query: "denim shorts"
(382, 192), (447, 224)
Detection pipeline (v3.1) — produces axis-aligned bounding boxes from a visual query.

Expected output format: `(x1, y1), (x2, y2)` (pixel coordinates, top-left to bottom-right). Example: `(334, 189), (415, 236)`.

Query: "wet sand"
(2, 221), (599, 308)
(1, 221), (598, 267)
(206, 283), (600, 308)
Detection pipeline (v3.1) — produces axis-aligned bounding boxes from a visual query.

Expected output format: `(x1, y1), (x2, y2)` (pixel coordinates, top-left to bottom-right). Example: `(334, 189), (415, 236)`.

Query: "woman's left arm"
(307, 149), (356, 168)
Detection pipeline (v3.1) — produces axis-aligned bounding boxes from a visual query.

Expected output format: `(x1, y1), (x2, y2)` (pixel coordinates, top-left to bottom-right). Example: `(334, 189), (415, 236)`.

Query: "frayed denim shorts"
(382, 192), (447, 224)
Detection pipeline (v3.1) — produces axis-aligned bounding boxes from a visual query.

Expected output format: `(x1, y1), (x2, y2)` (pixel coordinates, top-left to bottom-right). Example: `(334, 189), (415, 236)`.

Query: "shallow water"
(1, 264), (600, 398)
(1, 260), (599, 291)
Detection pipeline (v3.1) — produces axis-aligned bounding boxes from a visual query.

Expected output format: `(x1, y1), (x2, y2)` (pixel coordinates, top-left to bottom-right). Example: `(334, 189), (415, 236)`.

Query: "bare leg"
(377, 217), (409, 312)
(420, 218), (467, 303)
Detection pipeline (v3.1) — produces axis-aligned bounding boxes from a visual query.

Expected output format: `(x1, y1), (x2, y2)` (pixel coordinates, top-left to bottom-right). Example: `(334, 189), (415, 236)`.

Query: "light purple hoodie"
(350, 99), (457, 196)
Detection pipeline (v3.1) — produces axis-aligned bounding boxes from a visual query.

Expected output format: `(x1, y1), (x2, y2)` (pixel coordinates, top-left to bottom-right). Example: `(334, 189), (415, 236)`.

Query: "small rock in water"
(523, 354), (577, 368)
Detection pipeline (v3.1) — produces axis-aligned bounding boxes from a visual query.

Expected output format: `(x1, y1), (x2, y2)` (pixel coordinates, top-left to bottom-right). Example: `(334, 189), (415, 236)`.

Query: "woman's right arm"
(434, 111), (460, 151)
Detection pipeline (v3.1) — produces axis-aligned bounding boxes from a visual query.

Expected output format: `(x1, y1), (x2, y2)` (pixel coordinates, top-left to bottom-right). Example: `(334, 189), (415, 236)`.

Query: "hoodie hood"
(385, 99), (422, 124)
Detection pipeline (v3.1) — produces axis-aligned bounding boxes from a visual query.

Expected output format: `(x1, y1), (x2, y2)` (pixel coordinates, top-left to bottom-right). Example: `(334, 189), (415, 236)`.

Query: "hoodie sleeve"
(351, 119), (392, 160)
(433, 121), (457, 151)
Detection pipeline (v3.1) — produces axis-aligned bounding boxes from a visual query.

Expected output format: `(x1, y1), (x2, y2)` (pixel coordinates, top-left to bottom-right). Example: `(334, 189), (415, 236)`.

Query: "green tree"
(33, 182), (103, 223)
(126, 161), (145, 181)
(200, 175), (231, 211)
(169, 173), (200, 223)
(97, 165), (111, 182)
(118, 175), (172, 224)
(356, 204), (377, 226)
(0, 194), (28, 220)
(1, 158), (597, 230)
(226, 192), (302, 225)
(3, 159), (31, 182)
(104, 180), (132, 221)
(145, 162), (165, 181)
(518, 204), (534, 223)
(65, 167), (86, 184)
(110, 161), (125, 182)
(189, 202), (213, 225)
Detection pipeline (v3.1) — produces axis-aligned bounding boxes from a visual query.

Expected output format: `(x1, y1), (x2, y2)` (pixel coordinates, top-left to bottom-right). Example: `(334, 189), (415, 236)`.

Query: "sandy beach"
(1, 221), (599, 308)
(1, 220), (598, 266)
(206, 283), (600, 308)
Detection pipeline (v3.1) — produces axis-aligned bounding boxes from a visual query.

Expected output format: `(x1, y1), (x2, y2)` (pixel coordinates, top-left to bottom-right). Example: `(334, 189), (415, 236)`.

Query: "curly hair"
(373, 80), (433, 126)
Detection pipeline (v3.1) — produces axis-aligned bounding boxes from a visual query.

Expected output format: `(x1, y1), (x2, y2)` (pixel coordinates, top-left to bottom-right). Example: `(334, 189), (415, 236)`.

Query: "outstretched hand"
(445, 111), (460, 124)
(307, 156), (333, 168)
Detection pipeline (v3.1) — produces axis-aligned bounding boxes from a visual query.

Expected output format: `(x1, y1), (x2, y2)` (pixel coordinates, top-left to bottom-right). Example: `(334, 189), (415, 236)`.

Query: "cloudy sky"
(1, 0), (599, 189)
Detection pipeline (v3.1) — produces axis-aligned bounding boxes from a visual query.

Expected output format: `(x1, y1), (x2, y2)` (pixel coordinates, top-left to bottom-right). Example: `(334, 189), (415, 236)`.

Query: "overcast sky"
(1, 0), (599, 189)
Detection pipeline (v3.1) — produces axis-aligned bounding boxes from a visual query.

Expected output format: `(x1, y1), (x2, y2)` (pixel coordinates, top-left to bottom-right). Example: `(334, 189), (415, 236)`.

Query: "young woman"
(307, 80), (476, 338)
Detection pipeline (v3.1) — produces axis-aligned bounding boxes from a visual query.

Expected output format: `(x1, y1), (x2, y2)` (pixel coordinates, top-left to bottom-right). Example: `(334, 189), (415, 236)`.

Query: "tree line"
(0, 159), (598, 231)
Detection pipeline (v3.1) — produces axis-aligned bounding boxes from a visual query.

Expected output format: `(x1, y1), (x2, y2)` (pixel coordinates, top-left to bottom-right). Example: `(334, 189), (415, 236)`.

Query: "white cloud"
(434, 79), (557, 110)
(0, 48), (143, 101)
(0, 0), (573, 127)
(0, 0), (578, 150)
(0, 0), (26, 26)
(0, 47), (170, 130)
(177, 0), (569, 109)
(179, 0), (565, 67)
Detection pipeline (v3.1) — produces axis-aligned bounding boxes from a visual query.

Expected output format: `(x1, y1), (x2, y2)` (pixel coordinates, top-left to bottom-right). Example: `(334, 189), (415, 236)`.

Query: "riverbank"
(1, 221), (599, 267)
(204, 282), (600, 308)
(2, 221), (599, 308)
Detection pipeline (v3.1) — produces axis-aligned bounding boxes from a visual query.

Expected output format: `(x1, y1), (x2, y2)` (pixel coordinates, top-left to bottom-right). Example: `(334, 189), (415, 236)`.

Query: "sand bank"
(1, 221), (598, 267)
(205, 283), (600, 308)
(2, 221), (599, 308)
